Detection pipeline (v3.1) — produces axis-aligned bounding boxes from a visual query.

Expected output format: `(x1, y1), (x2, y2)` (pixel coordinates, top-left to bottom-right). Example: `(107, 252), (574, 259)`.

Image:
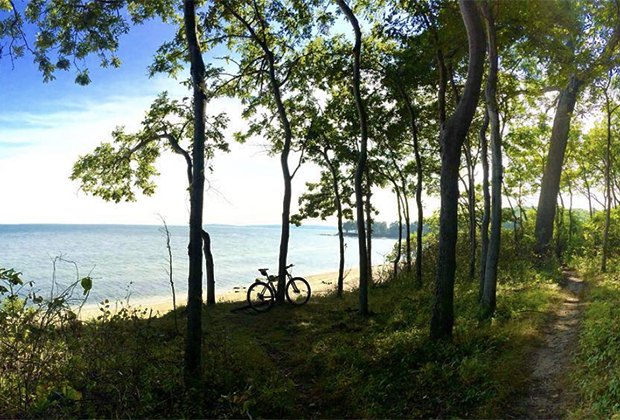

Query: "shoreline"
(78, 265), (388, 319)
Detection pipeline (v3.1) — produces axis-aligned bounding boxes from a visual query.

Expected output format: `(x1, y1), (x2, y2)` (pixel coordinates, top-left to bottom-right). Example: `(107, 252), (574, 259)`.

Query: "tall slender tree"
(534, 1), (620, 256)
(601, 70), (620, 272)
(430, 0), (485, 340)
(480, 0), (502, 318)
(209, 1), (324, 303)
(337, 0), (371, 315)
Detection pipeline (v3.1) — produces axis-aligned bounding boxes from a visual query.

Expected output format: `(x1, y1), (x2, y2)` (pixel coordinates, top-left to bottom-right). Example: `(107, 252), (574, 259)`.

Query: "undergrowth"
(0, 237), (565, 418)
(570, 255), (620, 418)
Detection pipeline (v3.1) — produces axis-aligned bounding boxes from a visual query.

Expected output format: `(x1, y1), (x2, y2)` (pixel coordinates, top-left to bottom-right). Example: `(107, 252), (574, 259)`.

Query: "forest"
(2, 0), (620, 417)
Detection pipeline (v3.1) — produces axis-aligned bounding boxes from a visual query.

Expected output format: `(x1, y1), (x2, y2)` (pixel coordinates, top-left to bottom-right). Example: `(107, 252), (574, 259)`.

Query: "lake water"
(0, 224), (396, 304)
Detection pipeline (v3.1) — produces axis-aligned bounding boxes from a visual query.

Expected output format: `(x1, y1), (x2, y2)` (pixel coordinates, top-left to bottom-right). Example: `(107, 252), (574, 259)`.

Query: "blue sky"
(0, 12), (405, 226)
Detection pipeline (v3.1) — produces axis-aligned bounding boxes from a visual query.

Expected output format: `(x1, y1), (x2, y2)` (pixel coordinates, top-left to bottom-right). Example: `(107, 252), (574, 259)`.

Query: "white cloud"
(0, 77), (413, 226)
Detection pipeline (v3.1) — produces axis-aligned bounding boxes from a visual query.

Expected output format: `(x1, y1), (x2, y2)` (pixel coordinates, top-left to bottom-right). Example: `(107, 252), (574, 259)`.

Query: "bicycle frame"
(255, 269), (294, 297)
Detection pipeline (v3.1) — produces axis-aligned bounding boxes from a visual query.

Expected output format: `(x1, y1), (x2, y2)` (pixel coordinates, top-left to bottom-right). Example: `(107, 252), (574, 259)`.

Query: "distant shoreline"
(0, 223), (336, 229)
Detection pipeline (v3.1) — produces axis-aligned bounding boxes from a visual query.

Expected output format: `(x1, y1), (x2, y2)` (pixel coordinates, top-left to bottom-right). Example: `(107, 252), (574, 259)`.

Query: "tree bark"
(464, 140), (476, 280)
(365, 170), (373, 285)
(534, 75), (582, 257)
(481, 0), (502, 318)
(403, 193), (412, 272)
(337, 0), (370, 315)
(389, 150), (411, 272)
(430, 0), (485, 340)
(568, 186), (574, 243)
(398, 88), (424, 286)
(170, 133), (217, 308)
(267, 55), (294, 303)
(202, 230), (215, 305)
(583, 174), (593, 218)
(503, 184), (520, 246)
(394, 183), (403, 280)
(183, 0), (206, 392)
(479, 111), (490, 301)
(602, 81), (614, 272)
(322, 148), (346, 296)
(555, 194), (565, 262)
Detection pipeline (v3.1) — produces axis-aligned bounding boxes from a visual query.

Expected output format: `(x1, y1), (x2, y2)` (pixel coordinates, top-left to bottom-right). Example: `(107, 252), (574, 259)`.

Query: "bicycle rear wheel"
(247, 281), (275, 312)
(286, 277), (311, 306)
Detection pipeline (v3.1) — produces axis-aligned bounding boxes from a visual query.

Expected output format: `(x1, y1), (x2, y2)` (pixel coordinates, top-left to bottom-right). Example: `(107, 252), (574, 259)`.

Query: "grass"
(570, 255), (620, 418)
(0, 240), (568, 418)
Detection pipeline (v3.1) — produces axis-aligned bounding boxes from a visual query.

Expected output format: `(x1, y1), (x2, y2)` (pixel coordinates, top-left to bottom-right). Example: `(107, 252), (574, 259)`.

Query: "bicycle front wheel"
(286, 277), (311, 306)
(247, 281), (275, 312)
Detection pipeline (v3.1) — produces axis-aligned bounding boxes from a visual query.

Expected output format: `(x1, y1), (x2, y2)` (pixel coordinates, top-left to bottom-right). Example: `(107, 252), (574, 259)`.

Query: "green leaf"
(75, 70), (91, 86)
(81, 276), (93, 294)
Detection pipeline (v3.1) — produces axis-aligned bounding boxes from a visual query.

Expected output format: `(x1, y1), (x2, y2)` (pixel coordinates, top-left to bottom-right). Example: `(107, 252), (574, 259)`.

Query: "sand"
(78, 266), (388, 320)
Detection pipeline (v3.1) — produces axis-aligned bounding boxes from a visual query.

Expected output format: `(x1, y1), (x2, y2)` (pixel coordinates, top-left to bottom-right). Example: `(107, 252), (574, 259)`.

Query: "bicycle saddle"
(258, 268), (269, 276)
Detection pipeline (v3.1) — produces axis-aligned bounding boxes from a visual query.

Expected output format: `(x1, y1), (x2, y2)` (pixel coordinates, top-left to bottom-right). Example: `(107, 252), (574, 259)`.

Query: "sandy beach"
(78, 266), (388, 319)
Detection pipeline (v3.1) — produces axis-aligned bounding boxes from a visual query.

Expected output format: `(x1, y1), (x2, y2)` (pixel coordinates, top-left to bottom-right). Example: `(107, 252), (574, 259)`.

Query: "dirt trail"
(515, 269), (585, 419)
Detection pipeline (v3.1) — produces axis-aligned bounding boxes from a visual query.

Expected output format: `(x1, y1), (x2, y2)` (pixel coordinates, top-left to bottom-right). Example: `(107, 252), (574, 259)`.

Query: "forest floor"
(512, 269), (585, 418)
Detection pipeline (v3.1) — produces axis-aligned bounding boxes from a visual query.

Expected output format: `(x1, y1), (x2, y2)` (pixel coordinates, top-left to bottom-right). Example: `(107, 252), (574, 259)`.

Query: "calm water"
(0, 224), (396, 303)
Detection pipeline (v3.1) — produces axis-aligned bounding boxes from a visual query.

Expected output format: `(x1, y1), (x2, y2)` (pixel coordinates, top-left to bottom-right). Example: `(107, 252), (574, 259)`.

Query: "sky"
(0, 14), (417, 226)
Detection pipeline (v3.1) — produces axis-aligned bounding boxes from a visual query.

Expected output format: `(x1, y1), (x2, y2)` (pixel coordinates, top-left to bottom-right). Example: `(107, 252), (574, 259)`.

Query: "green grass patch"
(570, 256), (620, 418)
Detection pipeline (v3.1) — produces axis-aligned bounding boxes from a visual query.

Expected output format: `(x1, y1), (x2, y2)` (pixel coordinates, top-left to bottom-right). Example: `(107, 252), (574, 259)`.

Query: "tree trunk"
(583, 173), (594, 218)
(568, 186), (574, 244)
(504, 189), (519, 247)
(555, 194), (565, 262)
(394, 183), (403, 280)
(389, 150), (411, 273)
(266, 53), (293, 303)
(183, 0), (206, 392)
(402, 183), (412, 272)
(398, 88), (424, 286)
(202, 230), (215, 305)
(464, 140), (476, 280)
(479, 111), (490, 301)
(430, 0), (485, 340)
(365, 171), (373, 285)
(244, 48), (293, 304)
(337, 0), (369, 315)
(518, 188), (528, 244)
(171, 130), (216, 309)
(322, 148), (346, 296)
(602, 86), (613, 272)
(415, 171), (423, 287)
(534, 75), (582, 257)
(481, 0), (502, 318)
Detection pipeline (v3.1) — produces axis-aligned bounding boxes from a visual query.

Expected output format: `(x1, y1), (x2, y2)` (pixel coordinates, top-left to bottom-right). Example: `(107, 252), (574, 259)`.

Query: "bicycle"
(246, 263), (311, 312)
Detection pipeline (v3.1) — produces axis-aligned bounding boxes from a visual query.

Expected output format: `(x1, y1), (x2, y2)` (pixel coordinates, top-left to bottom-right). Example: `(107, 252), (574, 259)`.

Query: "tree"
(5, 0), (222, 397)
(534, 0), (620, 256)
(182, 0), (209, 391)
(430, 0), (485, 340)
(478, 110), (490, 299)
(206, 0), (325, 304)
(71, 88), (229, 392)
(337, 0), (371, 316)
(479, 0), (502, 318)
